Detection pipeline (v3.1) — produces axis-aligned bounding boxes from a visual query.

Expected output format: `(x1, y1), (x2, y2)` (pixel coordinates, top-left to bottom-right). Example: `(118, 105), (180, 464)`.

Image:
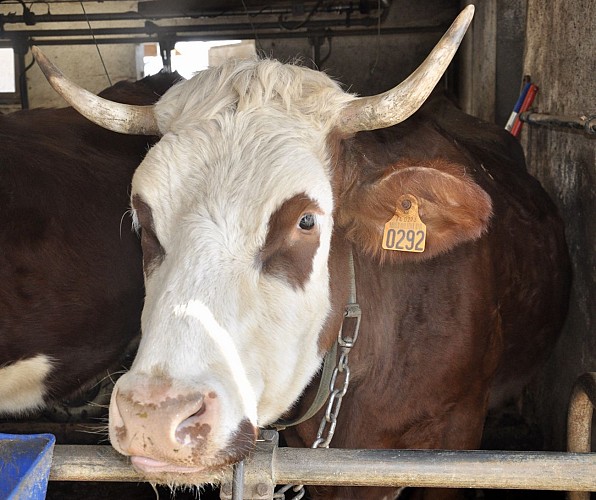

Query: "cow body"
(283, 96), (571, 498)
(0, 72), (179, 415)
(32, 8), (570, 498)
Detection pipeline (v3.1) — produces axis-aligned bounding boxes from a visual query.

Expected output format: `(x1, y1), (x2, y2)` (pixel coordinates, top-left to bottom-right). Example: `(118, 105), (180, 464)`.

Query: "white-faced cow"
(0, 72), (180, 416)
(33, 6), (571, 499)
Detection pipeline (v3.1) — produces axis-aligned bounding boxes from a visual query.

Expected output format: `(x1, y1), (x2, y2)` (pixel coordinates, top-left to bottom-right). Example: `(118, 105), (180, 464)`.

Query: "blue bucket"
(0, 433), (56, 500)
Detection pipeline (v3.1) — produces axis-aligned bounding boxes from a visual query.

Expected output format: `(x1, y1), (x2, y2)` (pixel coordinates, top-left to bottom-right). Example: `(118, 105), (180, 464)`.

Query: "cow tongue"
(131, 455), (204, 474)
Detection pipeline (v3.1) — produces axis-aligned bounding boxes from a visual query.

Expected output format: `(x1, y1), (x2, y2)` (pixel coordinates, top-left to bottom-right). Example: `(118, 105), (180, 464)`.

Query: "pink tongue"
(131, 456), (171, 468)
(130, 456), (203, 473)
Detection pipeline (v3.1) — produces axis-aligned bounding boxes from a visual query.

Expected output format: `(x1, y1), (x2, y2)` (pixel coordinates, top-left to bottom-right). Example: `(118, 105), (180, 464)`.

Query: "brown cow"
(0, 71), (180, 416)
(34, 6), (570, 499)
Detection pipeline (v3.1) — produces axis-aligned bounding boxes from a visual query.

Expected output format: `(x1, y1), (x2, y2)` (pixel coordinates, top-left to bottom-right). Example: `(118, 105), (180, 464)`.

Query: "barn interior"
(0, 0), (594, 498)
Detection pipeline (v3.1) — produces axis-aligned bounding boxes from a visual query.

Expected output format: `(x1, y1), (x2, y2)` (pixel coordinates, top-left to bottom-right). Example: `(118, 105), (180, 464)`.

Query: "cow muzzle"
(109, 374), (257, 477)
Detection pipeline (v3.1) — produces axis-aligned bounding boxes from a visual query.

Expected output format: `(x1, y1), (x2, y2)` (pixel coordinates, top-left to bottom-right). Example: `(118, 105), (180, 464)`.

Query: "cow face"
(33, 7), (475, 481)
(109, 64), (351, 476)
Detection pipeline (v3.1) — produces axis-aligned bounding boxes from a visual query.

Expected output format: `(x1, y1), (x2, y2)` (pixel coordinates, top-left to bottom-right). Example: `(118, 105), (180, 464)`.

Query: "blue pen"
(505, 82), (532, 131)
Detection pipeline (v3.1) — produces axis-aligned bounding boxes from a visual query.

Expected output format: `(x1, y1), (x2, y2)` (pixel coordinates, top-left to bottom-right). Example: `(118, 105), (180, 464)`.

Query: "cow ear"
(337, 158), (493, 261)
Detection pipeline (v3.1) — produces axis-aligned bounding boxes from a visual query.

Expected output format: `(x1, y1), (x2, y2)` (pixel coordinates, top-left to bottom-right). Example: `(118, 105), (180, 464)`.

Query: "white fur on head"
(114, 59), (356, 451)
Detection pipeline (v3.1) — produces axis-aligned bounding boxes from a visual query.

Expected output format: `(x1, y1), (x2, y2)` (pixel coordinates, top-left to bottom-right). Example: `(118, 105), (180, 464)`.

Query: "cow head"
(34, 6), (488, 483)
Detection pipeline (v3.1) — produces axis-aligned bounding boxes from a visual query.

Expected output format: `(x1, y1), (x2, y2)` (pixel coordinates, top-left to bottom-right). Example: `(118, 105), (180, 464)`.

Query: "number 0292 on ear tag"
(382, 195), (427, 252)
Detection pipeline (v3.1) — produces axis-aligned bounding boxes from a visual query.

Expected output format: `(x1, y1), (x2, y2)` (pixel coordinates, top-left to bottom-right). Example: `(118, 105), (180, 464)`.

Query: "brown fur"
(132, 195), (166, 276)
(261, 194), (322, 289)
(0, 72), (180, 407)
(339, 158), (493, 262)
(283, 94), (571, 499)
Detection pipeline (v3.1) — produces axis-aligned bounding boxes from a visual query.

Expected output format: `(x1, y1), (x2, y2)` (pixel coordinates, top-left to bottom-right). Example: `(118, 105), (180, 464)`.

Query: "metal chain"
(311, 346), (351, 449)
(275, 301), (361, 499)
(273, 483), (305, 499)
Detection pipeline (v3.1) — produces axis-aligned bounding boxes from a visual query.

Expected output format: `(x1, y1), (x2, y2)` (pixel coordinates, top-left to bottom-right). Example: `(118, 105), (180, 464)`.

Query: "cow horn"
(338, 5), (474, 134)
(32, 46), (160, 136)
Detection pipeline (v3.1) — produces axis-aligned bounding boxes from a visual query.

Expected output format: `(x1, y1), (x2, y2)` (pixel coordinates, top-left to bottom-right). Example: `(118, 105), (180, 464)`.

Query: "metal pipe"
(520, 112), (596, 135)
(14, 37), (29, 109)
(274, 448), (596, 491)
(0, 4), (363, 24)
(232, 460), (245, 500)
(50, 445), (596, 492)
(5, 21), (367, 37)
(10, 24), (449, 46)
(567, 372), (596, 500)
(1, 17), (384, 38)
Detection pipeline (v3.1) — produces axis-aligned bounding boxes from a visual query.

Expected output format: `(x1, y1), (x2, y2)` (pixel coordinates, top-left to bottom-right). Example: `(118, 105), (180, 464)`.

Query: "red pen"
(505, 81), (532, 131)
(511, 84), (539, 137)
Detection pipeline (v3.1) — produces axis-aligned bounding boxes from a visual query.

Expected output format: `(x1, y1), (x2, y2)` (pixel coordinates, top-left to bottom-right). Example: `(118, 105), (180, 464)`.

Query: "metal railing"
(520, 112), (596, 135)
(44, 372), (596, 499)
(567, 372), (596, 500)
(49, 441), (596, 499)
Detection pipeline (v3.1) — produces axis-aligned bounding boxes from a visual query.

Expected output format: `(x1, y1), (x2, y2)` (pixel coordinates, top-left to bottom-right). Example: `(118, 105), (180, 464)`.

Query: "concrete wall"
(258, 0), (460, 96)
(0, 1), (139, 109)
(459, 0), (527, 125)
(208, 40), (256, 67)
(519, 0), (596, 451)
(27, 44), (137, 108)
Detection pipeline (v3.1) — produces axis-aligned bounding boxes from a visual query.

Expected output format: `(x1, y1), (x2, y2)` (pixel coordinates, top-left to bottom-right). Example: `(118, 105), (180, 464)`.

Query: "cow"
(33, 6), (571, 499)
(0, 71), (180, 417)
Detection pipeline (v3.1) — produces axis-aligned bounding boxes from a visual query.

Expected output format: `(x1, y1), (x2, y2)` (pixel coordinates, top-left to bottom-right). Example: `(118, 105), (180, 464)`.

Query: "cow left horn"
(338, 5), (474, 134)
(32, 47), (159, 136)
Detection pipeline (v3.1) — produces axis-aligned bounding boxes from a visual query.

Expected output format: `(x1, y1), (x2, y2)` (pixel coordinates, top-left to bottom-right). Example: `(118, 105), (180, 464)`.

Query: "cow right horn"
(32, 47), (160, 136)
(338, 5), (474, 134)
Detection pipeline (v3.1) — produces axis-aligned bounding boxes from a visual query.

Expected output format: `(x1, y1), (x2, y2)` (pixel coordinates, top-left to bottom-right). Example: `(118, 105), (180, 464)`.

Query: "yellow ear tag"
(382, 194), (427, 252)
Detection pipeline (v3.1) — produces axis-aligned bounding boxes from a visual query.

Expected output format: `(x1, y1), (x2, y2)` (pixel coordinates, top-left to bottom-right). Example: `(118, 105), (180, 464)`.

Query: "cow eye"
(298, 213), (316, 230)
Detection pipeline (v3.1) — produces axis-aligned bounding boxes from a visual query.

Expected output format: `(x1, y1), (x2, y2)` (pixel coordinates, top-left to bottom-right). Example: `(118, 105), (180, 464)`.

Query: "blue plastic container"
(0, 433), (56, 500)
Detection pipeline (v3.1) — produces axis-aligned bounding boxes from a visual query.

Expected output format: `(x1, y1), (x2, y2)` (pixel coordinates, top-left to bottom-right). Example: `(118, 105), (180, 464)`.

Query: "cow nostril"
(190, 398), (207, 419)
(175, 399), (211, 446)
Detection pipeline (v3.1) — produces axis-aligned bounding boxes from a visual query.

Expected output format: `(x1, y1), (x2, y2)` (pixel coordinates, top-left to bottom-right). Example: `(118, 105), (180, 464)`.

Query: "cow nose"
(110, 383), (214, 462)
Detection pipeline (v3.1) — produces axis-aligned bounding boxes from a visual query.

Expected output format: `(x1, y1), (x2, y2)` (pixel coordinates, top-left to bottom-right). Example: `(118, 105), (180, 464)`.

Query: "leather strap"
(270, 250), (358, 430)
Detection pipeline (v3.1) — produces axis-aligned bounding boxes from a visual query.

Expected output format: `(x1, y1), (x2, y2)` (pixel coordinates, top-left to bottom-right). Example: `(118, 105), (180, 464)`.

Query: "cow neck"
(270, 249), (361, 431)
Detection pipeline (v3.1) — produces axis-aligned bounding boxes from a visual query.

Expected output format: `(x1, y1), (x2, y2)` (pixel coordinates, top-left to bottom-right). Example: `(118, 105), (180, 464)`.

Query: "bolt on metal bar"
(49, 445), (596, 492)
(567, 372), (596, 500)
(519, 112), (596, 135)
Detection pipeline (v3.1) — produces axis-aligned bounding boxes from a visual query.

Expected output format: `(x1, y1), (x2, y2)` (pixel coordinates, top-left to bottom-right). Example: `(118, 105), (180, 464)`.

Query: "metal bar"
(2, 22), (447, 40)
(9, 24), (448, 47)
(519, 112), (596, 135)
(274, 448), (596, 491)
(0, 4), (362, 23)
(568, 372), (596, 453)
(231, 460), (244, 500)
(567, 372), (596, 500)
(50, 445), (145, 483)
(49, 445), (596, 492)
(1, 18), (379, 38)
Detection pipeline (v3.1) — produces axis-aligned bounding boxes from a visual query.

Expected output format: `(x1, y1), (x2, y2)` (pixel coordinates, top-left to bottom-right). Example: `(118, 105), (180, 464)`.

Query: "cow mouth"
(125, 419), (258, 478)
(131, 455), (206, 474)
